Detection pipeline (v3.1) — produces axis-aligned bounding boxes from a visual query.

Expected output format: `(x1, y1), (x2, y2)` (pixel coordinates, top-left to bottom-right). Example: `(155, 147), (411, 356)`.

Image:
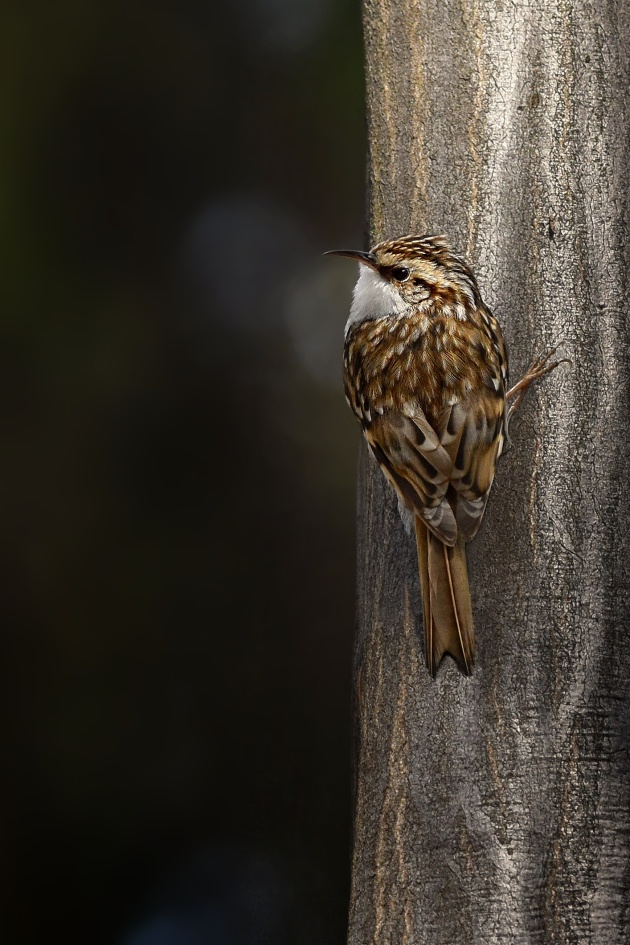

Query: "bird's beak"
(324, 249), (378, 270)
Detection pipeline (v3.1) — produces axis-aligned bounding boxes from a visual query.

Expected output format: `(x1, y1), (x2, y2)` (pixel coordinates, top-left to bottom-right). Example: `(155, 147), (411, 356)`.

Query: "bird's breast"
(343, 313), (504, 429)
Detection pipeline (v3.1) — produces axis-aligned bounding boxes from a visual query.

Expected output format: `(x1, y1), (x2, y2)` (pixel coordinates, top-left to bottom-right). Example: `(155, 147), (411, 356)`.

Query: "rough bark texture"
(349, 1), (630, 943)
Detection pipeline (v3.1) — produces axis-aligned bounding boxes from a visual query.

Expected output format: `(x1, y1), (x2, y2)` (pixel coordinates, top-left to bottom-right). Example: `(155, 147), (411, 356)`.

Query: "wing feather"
(366, 388), (505, 546)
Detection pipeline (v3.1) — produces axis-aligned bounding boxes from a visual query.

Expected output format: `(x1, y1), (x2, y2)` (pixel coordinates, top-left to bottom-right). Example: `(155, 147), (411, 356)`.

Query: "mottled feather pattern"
(339, 234), (509, 675)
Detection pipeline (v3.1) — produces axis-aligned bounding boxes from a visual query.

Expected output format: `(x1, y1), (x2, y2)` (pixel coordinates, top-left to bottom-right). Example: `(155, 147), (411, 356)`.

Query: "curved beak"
(324, 249), (378, 270)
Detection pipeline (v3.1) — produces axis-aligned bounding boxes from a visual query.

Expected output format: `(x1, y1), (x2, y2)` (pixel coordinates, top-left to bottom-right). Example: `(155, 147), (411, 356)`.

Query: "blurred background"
(0, 1), (365, 941)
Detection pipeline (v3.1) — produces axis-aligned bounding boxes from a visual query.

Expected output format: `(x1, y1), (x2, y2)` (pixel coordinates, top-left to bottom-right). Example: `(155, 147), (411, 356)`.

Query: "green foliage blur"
(0, 1), (365, 941)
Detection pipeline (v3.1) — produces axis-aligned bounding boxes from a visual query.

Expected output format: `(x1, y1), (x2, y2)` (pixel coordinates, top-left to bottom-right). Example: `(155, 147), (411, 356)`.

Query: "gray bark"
(349, 1), (630, 943)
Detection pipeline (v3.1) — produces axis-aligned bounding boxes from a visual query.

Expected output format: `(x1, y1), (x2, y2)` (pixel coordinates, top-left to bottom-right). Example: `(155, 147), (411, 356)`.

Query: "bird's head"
(327, 234), (480, 328)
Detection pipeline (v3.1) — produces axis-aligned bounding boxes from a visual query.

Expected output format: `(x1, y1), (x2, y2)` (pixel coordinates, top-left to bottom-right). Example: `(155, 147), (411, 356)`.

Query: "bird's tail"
(415, 518), (475, 676)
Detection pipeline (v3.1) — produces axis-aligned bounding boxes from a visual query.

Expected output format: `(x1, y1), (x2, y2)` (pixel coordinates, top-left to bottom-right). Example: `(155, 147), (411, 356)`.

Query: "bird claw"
(506, 346), (570, 419)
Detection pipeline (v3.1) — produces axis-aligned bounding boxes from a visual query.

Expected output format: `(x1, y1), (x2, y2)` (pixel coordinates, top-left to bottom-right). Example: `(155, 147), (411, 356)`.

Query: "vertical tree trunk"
(349, 1), (630, 942)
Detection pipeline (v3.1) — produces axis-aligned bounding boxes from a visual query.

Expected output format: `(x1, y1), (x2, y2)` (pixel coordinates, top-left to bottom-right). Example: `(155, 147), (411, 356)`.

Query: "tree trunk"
(349, 1), (630, 942)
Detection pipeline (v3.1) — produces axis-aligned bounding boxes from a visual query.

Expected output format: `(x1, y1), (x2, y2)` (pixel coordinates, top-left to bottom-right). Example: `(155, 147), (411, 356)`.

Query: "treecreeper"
(328, 234), (566, 676)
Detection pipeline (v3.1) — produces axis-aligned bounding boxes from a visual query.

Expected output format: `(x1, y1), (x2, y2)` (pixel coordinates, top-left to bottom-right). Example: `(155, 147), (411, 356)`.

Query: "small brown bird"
(329, 235), (562, 676)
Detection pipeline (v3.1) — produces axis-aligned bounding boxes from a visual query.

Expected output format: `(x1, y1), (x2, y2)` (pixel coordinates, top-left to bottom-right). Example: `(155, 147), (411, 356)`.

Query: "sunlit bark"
(349, 1), (630, 941)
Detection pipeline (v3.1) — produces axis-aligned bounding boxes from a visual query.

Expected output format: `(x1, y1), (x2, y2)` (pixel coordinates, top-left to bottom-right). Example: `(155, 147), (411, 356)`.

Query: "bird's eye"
(391, 266), (410, 282)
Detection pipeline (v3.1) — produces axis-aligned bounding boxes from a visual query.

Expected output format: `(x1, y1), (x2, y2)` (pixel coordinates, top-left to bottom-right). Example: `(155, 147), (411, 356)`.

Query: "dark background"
(1, 1), (365, 941)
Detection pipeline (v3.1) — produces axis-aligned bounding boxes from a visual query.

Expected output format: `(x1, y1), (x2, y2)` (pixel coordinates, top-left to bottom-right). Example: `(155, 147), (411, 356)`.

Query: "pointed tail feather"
(414, 518), (475, 676)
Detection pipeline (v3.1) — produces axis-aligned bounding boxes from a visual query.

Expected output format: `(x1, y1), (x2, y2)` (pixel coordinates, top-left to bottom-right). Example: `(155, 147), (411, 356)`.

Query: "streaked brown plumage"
(330, 234), (563, 676)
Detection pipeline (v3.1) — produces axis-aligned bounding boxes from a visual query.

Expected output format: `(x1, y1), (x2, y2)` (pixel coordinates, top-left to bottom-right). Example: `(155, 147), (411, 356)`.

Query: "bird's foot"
(506, 347), (570, 420)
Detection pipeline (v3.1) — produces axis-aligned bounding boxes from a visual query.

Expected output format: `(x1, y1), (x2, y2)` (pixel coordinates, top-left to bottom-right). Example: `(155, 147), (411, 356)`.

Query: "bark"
(349, 1), (630, 943)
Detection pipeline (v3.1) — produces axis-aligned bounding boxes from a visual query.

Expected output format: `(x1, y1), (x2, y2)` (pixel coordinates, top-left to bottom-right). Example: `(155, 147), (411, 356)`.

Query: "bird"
(328, 234), (563, 676)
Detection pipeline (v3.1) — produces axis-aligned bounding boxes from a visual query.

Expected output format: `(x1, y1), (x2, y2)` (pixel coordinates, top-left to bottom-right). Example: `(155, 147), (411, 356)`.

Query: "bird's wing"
(437, 393), (506, 541)
(365, 409), (458, 545)
(365, 390), (505, 546)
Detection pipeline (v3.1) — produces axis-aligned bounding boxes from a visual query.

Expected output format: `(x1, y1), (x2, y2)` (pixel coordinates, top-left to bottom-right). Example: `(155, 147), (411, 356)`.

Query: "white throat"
(345, 266), (412, 336)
